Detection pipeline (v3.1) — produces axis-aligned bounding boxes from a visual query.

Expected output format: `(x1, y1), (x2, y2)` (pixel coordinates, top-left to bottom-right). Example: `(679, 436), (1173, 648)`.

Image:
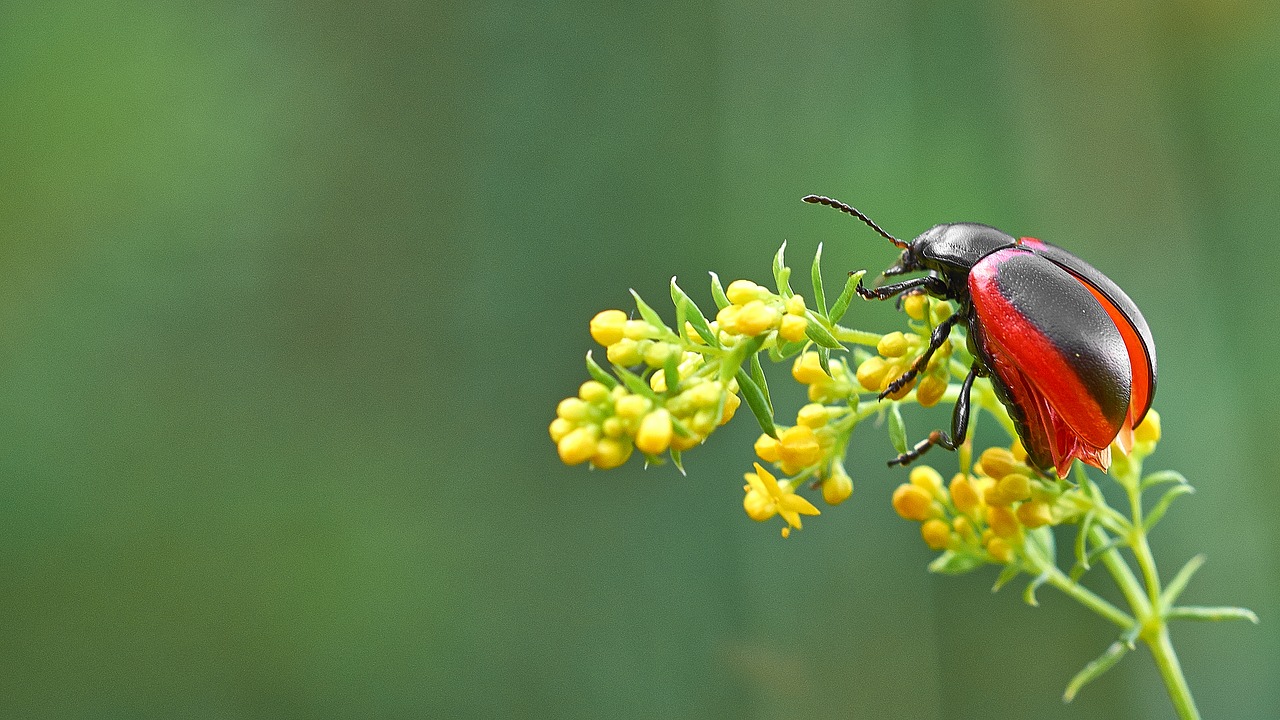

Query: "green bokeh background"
(2, 1), (1277, 718)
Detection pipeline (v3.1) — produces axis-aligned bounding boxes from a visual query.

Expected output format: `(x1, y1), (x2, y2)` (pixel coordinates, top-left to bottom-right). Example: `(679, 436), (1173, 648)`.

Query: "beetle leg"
(856, 273), (947, 301)
(878, 312), (963, 399)
(887, 363), (979, 467)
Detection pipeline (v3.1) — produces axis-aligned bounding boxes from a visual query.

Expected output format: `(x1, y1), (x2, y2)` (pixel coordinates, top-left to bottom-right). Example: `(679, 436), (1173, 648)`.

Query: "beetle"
(803, 194), (1157, 477)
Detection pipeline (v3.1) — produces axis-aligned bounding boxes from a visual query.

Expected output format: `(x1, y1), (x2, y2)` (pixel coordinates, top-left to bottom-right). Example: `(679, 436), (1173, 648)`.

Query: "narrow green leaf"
(670, 415), (695, 438)
(735, 368), (777, 438)
(829, 270), (866, 324)
(928, 550), (985, 575)
(817, 346), (832, 379)
(662, 350), (682, 397)
(773, 339), (808, 361)
(1141, 469), (1190, 491)
(749, 353), (773, 415)
(709, 272), (730, 309)
(1159, 554), (1206, 609)
(1023, 571), (1050, 607)
(669, 448), (686, 476)
(810, 242), (828, 316)
(1166, 606), (1260, 624)
(1143, 484), (1195, 532)
(804, 312), (844, 349)
(1073, 512), (1096, 576)
(671, 278), (718, 346)
(992, 564), (1021, 593)
(585, 351), (618, 389)
(629, 288), (668, 332)
(772, 241), (788, 294)
(888, 403), (907, 454)
(719, 335), (765, 385)
(1063, 641), (1130, 703)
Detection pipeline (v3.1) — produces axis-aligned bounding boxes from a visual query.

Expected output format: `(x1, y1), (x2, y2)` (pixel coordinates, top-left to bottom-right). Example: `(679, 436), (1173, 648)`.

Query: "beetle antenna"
(802, 195), (909, 249)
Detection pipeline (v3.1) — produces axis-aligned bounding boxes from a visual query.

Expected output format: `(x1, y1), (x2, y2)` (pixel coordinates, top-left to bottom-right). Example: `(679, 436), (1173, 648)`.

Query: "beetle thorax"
(912, 223), (1019, 275)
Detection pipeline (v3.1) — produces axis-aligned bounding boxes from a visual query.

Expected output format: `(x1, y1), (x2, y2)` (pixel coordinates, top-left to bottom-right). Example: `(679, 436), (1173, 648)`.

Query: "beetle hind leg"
(879, 311), (963, 399)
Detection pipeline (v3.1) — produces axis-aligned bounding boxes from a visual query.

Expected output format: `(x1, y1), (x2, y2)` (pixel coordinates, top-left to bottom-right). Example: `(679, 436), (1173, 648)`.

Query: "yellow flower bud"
(601, 417), (626, 438)
(892, 483), (935, 521)
(726, 279), (764, 305)
(950, 474), (981, 515)
(997, 473), (1032, 503)
(823, 467), (853, 505)
(687, 409), (718, 436)
(720, 393), (741, 424)
(715, 304), (742, 334)
(856, 356), (889, 391)
(623, 319), (656, 341)
(754, 433), (781, 463)
(986, 536), (1014, 564)
(735, 300), (781, 336)
(1010, 437), (1028, 463)
(909, 465), (946, 499)
(921, 519), (952, 550)
(987, 504), (1020, 538)
(879, 365), (915, 401)
(792, 352), (828, 384)
(556, 397), (590, 422)
(931, 301), (954, 324)
(779, 314), (808, 342)
(778, 425), (823, 473)
(635, 409), (674, 455)
(902, 293), (928, 321)
(785, 294), (806, 316)
(557, 426), (599, 465)
(606, 338), (642, 366)
(579, 380), (610, 403)
(796, 403), (830, 429)
(1016, 500), (1054, 528)
(877, 331), (910, 358)
(979, 447), (1019, 481)
(671, 432), (701, 451)
(589, 309), (628, 346)
(952, 516), (977, 542)
(592, 438), (632, 470)
(549, 417), (574, 443)
(643, 341), (674, 368)
(1135, 409), (1161, 444)
(915, 373), (948, 408)
(613, 393), (651, 420)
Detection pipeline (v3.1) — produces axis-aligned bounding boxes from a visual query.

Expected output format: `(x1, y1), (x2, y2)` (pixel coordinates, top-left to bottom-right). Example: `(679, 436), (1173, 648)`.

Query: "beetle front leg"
(887, 363), (979, 467)
(879, 311), (964, 399)
(855, 273), (947, 301)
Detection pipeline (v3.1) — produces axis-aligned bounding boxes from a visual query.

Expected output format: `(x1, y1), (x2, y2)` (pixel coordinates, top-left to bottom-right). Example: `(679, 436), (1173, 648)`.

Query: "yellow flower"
(589, 309), (628, 346)
(822, 465), (853, 505)
(635, 409), (674, 455)
(777, 425), (822, 474)
(1135, 409), (1161, 444)
(792, 351), (828, 384)
(892, 483), (935, 521)
(743, 462), (821, 530)
(778, 314), (808, 342)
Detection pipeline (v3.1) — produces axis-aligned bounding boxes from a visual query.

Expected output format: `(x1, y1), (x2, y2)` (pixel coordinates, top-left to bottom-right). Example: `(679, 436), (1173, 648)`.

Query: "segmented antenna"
(802, 195), (908, 249)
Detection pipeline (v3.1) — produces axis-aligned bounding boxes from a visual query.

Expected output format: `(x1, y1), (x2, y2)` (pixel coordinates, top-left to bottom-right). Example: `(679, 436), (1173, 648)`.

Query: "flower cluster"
(891, 445), (1071, 564)
(715, 280), (809, 342)
(854, 295), (955, 406)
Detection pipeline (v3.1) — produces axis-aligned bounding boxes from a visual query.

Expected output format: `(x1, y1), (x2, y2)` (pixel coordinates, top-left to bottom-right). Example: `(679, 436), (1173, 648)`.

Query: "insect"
(803, 194), (1157, 477)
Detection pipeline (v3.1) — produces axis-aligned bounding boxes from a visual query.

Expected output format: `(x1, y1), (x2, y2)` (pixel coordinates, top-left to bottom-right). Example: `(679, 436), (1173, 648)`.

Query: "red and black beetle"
(804, 195), (1157, 477)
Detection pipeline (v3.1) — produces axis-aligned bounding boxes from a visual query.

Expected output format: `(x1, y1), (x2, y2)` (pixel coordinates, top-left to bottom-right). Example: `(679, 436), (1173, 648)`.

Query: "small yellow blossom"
(950, 474), (982, 515)
(909, 465), (945, 499)
(1016, 500), (1054, 528)
(754, 433), (781, 463)
(589, 309), (628, 346)
(877, 331), (910, 357)
(855, 356), (889, 391)
(979, 447), (1019, 481)
(726, 279), (765, 305)
(915, 373), (948, 408)
(921, 519), (952, 550)
(591, 438), (632, 470)
(556, 397), (590, 422)
(549, 417), (574, 443)
(822, 465), (853, 505)
(743, 462), (821, 530)
(558, 426), (599, 465)
(796, 403), (830, 429)
(779, 314), (808, 342)
(792, 352), (828, 384)
(720, 393), (742, 424)
(735, 300), (781, 336)
(892, 483), (935, 521)
(606, 338), (643, 366)
(1135, 409), (1162, 444)
(902, 293), (928, 321)
(986, 536), (1014, 564)
(987, 505), (1020, 539)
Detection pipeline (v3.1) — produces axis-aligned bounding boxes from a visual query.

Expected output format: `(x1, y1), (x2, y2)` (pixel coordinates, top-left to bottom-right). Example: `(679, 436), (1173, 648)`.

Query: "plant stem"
(1146, 624), (1200, 720)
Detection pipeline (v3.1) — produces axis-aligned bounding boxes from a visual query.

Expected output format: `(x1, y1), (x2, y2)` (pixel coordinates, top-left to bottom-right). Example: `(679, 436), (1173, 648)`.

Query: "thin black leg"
(879, 311), (964, 398)
(856, 273), (947, 301)
(887, 362), (980, 467)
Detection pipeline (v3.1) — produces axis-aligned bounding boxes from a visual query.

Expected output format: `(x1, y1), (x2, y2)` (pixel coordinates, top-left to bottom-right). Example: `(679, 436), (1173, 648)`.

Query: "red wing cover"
(969, 249), (1134, 476)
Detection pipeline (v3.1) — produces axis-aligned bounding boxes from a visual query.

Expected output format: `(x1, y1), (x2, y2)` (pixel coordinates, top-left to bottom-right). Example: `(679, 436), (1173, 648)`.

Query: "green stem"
(1147, 625), (1200, 720)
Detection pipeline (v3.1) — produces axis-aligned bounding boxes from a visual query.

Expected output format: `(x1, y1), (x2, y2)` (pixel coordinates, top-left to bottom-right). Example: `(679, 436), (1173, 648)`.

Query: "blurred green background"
(1, 0), (1276, 717)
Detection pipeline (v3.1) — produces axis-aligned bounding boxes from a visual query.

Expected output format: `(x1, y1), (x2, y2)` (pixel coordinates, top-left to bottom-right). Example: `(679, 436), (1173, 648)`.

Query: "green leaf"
(1159, 554), (1206, 609)
(888, 404), (907, 454)
(669, 448), (686, 476)
(708, 272), (730, 309)
(585, 351), (618, 389)
(772, 241), (789, 295)
(719, 334), (765, 385)
(1165, 606), (1260, 624)
(749, 353), (772, 415)
(1063, 641), (1130, 703)
(810, 242), (828, 316)
(1023, 571), (1049, 607)
(736, 368), (777, 438)
(629, 288), (668, 332)
(1140, 469), (1190, 491)
(829, 270), (865, 324)
(817, 346), (832, 380)
(662, 350), (682, 397)
(1143, 484), (1195, 532)
(1073, 512), (1096, 577)
(670, 415), (695, 438)
(928, 550), (986, 575)
(992, 563), (1021, 593)
(671, 278), (718, 346)
(803, 312), (844, 349)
